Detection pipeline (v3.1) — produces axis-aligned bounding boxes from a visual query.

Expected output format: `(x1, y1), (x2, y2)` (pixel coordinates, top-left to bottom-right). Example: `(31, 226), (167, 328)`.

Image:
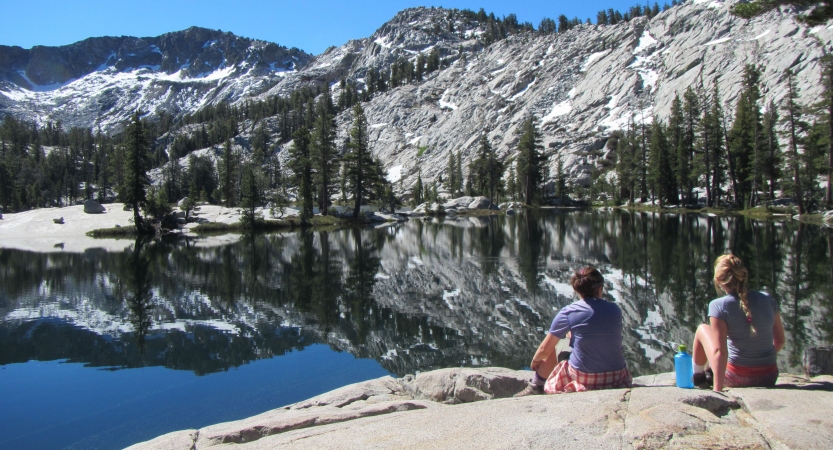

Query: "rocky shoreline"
(128, 367), (833, 450)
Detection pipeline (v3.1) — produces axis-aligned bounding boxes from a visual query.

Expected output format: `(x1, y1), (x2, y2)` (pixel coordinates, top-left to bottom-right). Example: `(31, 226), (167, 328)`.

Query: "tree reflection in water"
(0, 210), (831, 377)
(125, 237), (153, 353)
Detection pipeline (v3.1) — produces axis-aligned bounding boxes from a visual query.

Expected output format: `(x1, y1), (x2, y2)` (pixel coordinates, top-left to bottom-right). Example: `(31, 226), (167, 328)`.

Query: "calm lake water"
(1, 209), (831, 449)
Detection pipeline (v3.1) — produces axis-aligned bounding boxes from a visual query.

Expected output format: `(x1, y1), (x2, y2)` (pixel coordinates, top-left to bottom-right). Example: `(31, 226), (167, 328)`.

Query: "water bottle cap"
(678, 344), (687, 352)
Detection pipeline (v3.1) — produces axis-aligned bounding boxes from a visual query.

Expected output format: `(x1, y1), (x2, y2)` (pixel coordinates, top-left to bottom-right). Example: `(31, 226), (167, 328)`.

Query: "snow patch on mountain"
(542, 100), (571, 123)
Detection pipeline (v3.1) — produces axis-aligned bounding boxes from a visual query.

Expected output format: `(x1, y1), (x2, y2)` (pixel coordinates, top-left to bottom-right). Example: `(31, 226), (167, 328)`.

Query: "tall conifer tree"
(648, 119), (675, 207)
(681, 87), (700, 203)
(668, 94), (685, 204)
(219, 139), (238, 207)
(289, 127), (314, 222)
(312, 86), (338, 215)
(411, 169), (423, 207)
(817, 54), (833, 208)
(516, 117), (547, 205)
(344, 104), (377, 220)
(446, 150), (457, 198)
(122, 112), (152, 233)
(471, 134), (504, 201)
(780, 69), (806, 214)
(728, 65), (764, 207)
(761, 100), (781, 202)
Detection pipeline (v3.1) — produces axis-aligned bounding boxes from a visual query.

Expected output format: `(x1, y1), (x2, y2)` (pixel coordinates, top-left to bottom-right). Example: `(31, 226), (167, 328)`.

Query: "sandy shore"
(0, 203), (296, 253)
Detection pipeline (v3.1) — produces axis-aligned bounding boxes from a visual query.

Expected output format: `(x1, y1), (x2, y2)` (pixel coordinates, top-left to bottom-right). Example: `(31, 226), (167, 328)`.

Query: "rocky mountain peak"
(0, 27), (312, 130)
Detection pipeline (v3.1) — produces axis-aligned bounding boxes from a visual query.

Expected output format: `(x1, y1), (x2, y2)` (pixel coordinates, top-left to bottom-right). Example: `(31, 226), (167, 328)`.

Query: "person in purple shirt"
(516, 266), (632, 396)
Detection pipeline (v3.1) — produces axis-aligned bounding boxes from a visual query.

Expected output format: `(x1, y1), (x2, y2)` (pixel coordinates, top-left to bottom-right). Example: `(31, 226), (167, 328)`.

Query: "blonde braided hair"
(714, 254), (756, 336)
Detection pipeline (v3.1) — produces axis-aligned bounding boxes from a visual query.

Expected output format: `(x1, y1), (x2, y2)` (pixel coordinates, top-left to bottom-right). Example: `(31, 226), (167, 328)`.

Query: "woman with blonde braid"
(691, 254), (786, 391)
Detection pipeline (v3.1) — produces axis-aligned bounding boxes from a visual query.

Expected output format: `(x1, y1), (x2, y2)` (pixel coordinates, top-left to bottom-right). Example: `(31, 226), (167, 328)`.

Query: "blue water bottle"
(675, 344), (694, 388)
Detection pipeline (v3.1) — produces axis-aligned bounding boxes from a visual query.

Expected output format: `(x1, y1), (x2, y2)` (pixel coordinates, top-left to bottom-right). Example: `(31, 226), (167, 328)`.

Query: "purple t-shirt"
(549, 298), (627, 373)
(708, 290), (779, 367)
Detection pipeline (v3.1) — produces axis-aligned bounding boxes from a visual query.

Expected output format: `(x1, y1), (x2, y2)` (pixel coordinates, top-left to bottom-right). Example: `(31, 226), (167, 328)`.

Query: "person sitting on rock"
(515, 266), (632, 396)
(691, 254), (785, 391)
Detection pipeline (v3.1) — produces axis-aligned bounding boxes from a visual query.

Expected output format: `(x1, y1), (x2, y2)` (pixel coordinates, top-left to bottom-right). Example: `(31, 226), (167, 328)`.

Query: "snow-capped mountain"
(0, 26), (311, 131)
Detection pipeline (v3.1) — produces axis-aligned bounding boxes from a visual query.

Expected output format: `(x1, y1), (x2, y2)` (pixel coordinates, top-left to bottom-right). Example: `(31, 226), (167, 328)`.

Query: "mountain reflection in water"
(1, 209), (831, 378)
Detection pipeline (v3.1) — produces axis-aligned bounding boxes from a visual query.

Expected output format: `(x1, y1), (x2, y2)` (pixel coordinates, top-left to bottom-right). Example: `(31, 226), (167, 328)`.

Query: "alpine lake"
(1, 208), (831, 449)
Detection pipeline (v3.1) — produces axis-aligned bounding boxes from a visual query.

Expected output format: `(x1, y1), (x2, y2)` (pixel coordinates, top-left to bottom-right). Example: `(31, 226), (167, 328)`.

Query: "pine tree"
(240, 162), (264, 227)
(801, 120), (827, 209)
(816, 54), (833, 208)
(668, 94), (685, 204)
(427, 48), (441, 73)
(681, 87), (700, 204)
(780, 68), (806, 214)
(411, 169), (424, 207)
(648, 119), (675, 208)
(343, 104), (377, 220)
(694, 83), (716, 206)
(707, 80), (727, 206)
(289, 126), (314, 222)
(556, 155), (568, 201)
(446, 150), (457, 198)
(728, 65), (764, 207)
(122, 112), (152, 233)
(180, 175), (198, 219)
(312, 86), (338, 215)
(471, 134), (504, 201)
(506, 164), (518, 200)
(251, 122), (269, 166)
(761, 100), (781, 202)
(366, 69), (377, 97)
(516, 117), (547, 205)
(455, 151), (463, 196)
(638, 105), (650, 202)
(616, 118), (638, 203)
(340, 162), (348, 205)
(0, 158), (10, 211)
(416, 54), (425, 81)
(218, 139), (238, 207)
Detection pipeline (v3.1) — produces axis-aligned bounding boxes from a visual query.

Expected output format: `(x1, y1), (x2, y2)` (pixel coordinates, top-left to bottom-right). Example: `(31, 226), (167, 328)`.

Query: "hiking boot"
(514, 383), (544, 397)
(693, 368), (714, 388)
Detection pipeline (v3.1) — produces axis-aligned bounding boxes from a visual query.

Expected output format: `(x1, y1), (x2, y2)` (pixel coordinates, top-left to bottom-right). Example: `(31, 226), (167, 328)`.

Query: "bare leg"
(692, 324), (718, 367)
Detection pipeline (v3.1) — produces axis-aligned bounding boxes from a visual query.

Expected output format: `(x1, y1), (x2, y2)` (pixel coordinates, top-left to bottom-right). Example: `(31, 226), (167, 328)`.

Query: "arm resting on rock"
(710, 317), (729, 392)
(773, 313), (786, 353)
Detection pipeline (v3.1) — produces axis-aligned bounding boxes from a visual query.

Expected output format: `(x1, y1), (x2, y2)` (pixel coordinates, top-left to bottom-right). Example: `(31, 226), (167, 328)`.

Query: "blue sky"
(1, 0), (656, 55)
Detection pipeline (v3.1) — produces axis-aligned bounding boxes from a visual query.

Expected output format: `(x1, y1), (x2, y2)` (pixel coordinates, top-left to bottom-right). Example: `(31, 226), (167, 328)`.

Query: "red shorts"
(725, 363), (778, 388)
(544, 360), (633, 394)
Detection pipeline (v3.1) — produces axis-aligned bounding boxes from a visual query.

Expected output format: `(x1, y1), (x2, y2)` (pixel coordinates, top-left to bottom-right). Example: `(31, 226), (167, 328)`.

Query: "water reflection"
(1, 210), (831, 377)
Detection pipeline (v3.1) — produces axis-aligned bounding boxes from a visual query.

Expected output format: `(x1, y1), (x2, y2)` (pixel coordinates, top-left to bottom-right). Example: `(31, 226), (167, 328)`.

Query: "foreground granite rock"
(127, 368), (833, 450)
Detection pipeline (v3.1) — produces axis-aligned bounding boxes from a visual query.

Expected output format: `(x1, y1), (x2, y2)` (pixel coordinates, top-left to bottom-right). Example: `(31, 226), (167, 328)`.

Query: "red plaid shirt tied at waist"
(544, 360), (633, 394)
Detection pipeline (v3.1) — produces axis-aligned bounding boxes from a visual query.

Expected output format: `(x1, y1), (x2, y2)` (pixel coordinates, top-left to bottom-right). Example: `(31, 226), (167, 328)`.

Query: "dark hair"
(570, 266), (604, 298)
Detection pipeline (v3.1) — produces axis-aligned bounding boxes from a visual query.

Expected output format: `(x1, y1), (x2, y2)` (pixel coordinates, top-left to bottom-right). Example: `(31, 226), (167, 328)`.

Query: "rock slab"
(127, 369), (833, 450)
